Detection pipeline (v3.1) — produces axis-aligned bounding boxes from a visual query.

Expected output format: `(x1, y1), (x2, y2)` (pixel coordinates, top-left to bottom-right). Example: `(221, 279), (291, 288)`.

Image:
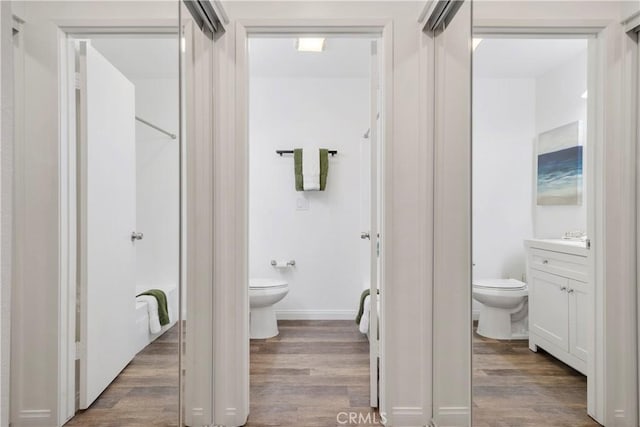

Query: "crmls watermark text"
(336, 411), (388, 425)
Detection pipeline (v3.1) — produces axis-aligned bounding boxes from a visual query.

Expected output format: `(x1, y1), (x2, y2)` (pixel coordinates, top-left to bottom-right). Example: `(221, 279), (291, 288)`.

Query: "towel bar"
(276, 150), (337, 157)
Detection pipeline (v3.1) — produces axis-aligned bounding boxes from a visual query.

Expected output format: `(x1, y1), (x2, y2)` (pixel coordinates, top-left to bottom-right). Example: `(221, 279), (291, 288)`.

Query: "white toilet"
(472, 278), (528, 340)
(249, 278), (289, 339)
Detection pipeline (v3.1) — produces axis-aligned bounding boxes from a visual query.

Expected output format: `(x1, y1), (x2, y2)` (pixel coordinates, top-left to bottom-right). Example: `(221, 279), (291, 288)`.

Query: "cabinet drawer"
(529, 248), (587, 281)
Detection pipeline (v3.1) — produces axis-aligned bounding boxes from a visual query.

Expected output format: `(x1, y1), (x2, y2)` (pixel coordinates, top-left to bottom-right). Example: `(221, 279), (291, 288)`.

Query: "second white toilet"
(249, 278), (289, 339)
(472, 278), (528, 340)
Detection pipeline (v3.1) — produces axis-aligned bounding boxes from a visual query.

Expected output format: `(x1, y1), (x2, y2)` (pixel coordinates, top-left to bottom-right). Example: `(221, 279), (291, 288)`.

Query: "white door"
(78, 41), (138, 409)
(569, 279), (589, 362)
(530, 270), (569, 352)
(368, 40), (380, 408)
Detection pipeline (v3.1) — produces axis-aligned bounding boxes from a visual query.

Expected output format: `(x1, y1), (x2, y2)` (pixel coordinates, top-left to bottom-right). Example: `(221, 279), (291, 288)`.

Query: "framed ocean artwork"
(536, 121), (583, 206)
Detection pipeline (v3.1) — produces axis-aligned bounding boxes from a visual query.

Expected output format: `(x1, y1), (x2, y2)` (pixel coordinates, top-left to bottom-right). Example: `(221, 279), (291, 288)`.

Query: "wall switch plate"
(296, 197), (310, 211)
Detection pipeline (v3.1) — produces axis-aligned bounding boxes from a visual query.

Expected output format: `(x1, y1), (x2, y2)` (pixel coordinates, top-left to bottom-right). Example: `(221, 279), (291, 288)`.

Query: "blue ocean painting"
(537, 146), (583, 205)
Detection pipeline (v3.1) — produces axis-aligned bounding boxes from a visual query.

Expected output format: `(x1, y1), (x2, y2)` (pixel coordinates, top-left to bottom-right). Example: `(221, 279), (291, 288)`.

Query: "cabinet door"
(568, 280), (589, 362)
(530, 270), (569, 351)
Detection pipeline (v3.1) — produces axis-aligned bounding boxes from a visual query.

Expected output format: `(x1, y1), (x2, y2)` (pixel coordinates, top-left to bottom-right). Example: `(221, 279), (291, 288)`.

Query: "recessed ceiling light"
(472, 38), (483, 51)
(296, 37), (325, 52)
(581, 90), (588, 99)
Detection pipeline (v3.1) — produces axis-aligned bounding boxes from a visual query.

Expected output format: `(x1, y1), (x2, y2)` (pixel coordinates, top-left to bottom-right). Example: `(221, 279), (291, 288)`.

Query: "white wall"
(472, 46), (588, 296)
(133, 78), (179, 294)
(249, 73), (369, 319)
(473, 78), (535, 284)
(534, 50), (588, 239)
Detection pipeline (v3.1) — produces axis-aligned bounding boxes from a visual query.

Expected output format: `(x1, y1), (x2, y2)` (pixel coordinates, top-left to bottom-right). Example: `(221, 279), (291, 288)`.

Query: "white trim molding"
(229, 12), (413, 426)
(390, 406), (426, 426)
(434, 406), (471, 427)
(466, 7), (638, 427)
(15, 410), (54, 427)
(0, 4), (14, 427)
(276, 310), (358, 320)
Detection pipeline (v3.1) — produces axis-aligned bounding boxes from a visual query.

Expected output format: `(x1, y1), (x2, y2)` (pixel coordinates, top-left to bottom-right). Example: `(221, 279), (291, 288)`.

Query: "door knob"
(131, 231), (144, 242)
(361, 232), (370, 240)
(567, 288), (574, 294)
(560, 286), (567, 291)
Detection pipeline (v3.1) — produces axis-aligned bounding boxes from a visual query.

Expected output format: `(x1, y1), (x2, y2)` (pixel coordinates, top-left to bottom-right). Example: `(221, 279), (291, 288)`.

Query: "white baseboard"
(17, 409), (53, 426)
(276, 310), (357, 320)
(433, 406), (470, 427)
(389, 406), (426, 426)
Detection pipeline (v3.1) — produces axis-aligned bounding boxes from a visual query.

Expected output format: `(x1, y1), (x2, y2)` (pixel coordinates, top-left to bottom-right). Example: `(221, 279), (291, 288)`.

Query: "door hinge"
(586, 238), (591, 249)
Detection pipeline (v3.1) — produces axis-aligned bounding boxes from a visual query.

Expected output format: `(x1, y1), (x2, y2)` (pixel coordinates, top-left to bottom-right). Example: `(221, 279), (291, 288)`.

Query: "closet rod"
(136, 116), (176, 140)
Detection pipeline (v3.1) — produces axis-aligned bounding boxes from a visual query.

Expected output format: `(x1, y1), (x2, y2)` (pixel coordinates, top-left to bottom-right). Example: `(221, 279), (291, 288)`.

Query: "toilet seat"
(250, 278), (288, 290)
(473, 278), (526, 291)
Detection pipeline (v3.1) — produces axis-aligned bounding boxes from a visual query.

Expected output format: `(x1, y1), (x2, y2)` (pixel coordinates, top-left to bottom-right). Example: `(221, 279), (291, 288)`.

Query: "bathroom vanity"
(525, 239), (590, 374)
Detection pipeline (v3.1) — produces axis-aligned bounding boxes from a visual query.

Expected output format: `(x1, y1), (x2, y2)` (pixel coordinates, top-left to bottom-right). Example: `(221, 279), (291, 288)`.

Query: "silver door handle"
(131, 232), (144, 242)
(567, 288), (574, 294)
(361, 232), (370, 240)
(560, 286), (567, 291)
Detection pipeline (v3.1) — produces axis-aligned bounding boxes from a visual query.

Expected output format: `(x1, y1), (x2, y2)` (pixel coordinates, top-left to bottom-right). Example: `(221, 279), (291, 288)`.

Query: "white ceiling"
(90, 37), (178, 80)
(474, 38), (588, 79)
(249, 37), (372, 79)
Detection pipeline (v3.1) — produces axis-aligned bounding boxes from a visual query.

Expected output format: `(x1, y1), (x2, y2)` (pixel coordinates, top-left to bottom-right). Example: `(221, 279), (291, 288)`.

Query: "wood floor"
(247, 320), (380, 427)
(65, 325), (179, 427)
(64, 321), (599, 427)
(473, 329), (600, 427)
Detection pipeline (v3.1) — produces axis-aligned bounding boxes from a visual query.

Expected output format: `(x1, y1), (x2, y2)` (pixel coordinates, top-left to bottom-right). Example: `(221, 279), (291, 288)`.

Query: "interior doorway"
(471, 35), (602, 425)
(61, 33), (181, 425)
(244, 34), (385, 425)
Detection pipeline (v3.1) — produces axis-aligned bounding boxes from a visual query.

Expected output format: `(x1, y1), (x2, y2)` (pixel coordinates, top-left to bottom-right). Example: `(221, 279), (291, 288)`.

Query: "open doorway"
(471, 36), (601, 425)
(62, 34), (181, 425)
(245, 35), (384, 425)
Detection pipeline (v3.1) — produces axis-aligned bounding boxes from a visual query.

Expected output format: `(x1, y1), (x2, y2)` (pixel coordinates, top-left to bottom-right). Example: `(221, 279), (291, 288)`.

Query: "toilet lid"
(473, 278), (526, 290)
(250, 278), (288, 289)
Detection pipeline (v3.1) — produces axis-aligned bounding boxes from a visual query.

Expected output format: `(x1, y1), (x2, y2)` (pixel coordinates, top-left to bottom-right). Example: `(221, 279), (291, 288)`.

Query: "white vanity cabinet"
(525, 239), (590, 374)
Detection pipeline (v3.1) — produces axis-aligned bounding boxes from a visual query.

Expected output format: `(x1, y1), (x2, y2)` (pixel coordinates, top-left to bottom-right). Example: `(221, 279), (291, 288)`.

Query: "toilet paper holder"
(271, 260), (296, 268)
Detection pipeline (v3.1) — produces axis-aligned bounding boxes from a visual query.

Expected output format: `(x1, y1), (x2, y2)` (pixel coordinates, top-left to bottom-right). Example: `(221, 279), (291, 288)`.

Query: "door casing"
(234, 18), (393, 425)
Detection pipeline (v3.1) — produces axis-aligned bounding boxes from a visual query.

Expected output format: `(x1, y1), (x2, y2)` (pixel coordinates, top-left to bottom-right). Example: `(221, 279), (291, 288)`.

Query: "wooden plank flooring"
(64, 320), (599, 427)
(473, 329), (600, 427)
(247, 320), (381, 427)
(65, 325), (179, 427)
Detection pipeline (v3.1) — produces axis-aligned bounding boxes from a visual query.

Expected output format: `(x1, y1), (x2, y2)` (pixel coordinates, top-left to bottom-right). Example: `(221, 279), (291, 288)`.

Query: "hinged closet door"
(77, 41), (138, 409)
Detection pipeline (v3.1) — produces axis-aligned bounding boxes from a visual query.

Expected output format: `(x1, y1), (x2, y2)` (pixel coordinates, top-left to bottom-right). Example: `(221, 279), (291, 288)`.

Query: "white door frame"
(1, 8), (18, 427)
(57, 22), (178, 426)
(234, 18), (393, 423)
(471, 28), (603, 422)
(461, 18), (635, 425)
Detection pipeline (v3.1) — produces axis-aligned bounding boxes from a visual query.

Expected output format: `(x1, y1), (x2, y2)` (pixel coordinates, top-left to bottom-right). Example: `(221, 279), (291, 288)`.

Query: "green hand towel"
(293, 148), (329, 191)
(319, 148), (329, 191)
(137, 289), (170, 326)
(355, 288), (380, 324)
(294, 148), (303, 191)
(355, 289), (370, 324)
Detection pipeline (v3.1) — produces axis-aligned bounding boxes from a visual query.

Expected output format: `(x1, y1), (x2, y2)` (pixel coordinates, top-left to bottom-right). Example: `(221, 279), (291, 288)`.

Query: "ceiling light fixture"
(296, 37), (326, 52)
(472, 38), (483, 51)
